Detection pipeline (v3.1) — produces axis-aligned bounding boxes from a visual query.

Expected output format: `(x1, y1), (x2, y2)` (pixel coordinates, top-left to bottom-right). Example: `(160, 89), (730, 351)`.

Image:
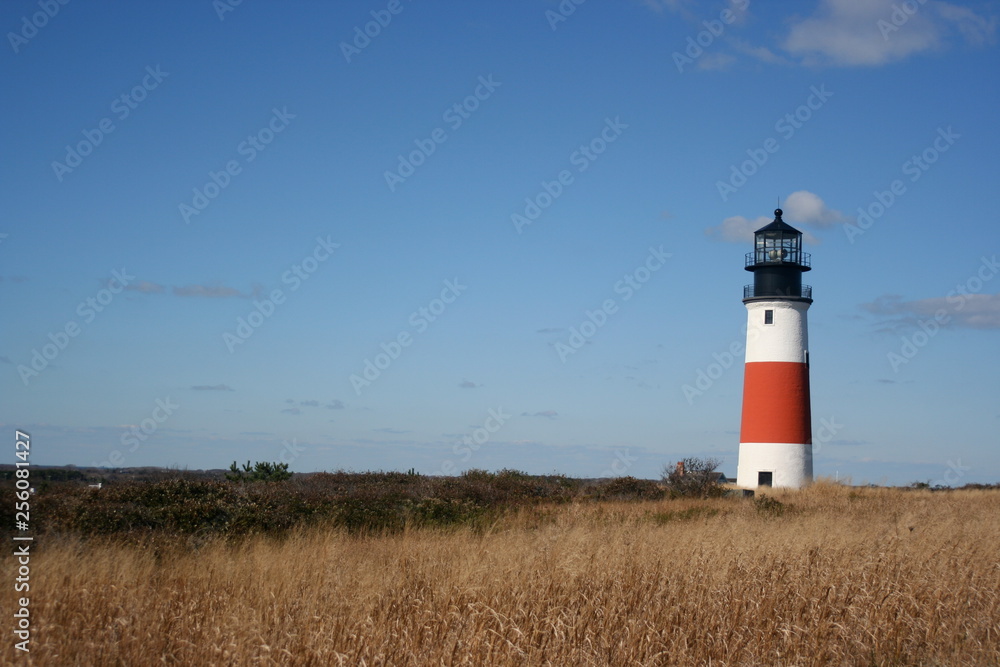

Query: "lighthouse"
(737, 209), (813, 489)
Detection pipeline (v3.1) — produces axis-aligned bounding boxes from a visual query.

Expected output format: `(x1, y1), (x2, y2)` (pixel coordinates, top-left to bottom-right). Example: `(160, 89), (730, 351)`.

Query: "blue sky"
(2, 0), (998, 485)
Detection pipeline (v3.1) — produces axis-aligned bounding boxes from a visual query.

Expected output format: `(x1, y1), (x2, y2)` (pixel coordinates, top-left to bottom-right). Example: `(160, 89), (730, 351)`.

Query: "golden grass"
(4, 483), (999, 665)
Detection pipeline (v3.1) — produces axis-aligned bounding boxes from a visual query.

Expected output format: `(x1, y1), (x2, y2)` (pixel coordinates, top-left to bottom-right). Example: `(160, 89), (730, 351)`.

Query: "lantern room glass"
(754, 229), (801, 265)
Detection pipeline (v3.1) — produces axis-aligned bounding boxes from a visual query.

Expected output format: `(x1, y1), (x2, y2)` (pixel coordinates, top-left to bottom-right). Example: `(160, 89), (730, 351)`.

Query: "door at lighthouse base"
(757, 471), (773, 487)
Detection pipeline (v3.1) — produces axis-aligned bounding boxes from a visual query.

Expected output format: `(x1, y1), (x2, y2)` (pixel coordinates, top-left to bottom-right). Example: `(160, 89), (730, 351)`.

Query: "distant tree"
(662, 457), (725, 498)
(225, 460), (291, 482)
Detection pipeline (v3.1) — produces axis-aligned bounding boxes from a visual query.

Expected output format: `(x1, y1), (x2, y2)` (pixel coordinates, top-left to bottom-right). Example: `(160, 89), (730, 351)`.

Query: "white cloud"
(706, 191), (839, 243)
(705, 215), (769, 243)
(783, 0), (996, 67)
(782, 190), (850, 227)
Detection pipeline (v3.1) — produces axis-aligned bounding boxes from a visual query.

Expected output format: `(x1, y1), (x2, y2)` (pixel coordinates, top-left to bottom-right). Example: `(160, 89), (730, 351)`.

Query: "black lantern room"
(743, 209), (812, 302)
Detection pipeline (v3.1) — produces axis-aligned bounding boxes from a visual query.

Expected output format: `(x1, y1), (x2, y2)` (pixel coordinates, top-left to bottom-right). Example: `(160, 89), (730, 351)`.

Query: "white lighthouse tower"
(737, 209), (813, 489)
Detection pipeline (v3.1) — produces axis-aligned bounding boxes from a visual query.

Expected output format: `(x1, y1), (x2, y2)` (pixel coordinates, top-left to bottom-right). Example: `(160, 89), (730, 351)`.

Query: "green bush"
(754, 494), (787, 517)
(596, 476), (665, 501)
(225, 460), (292, 482)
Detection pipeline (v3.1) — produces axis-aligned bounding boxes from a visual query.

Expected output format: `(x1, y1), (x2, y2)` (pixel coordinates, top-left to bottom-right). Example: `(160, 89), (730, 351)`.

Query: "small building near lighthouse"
(737, 209), (814, 489)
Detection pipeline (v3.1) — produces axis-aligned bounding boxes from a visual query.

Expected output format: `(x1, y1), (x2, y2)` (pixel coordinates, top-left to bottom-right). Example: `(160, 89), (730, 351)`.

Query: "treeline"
(0, 469), (674, 543)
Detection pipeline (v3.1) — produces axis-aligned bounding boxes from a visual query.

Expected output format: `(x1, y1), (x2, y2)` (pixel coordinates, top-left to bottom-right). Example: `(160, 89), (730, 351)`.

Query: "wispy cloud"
(652, 0), (997, 70)
(281, 407), (301, 415)
(173, 285), (247, 298)
(283, 398), (343, 410)
(458, 380), (480, 389)
(827, 439), (868, 447)
(729, 38), (789, 65)
(640, 0), (694, 18)
(783, 0), (997, 67)
(696, 52), (737, 71)
(521, 410), (559, 419)
(862, 293), (1000, 330)
(936, 2), (998, 45)
(191, 384), (234, 391)
(126, 281), (166, 294)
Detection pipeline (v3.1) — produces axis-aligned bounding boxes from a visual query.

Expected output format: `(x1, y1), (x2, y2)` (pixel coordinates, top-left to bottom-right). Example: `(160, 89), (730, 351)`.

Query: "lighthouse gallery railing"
(743, 284), (813, 299)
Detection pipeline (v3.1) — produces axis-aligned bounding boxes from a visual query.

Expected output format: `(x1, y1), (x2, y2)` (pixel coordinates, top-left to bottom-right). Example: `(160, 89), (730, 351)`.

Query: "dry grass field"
(4, 482), (999, 666)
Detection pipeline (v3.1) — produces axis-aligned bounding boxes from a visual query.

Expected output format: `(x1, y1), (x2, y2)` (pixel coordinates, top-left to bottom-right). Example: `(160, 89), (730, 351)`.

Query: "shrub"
(662, 457), (726, 498)
(754, 494), (786, 517)
(596, 476), (665, 501)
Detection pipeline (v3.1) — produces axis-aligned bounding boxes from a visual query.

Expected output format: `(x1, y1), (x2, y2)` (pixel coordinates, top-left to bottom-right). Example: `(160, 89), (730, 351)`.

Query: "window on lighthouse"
(764, 309), (774, 325)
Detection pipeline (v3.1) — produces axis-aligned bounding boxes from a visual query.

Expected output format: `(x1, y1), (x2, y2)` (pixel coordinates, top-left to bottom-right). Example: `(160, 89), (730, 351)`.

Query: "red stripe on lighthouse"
(740, 361), (811, 444)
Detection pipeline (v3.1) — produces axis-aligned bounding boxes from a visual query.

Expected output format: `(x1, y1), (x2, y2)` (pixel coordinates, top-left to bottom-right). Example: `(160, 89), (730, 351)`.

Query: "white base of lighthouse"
(738, 299), (813, 490)
(736, 442), (812, 489)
